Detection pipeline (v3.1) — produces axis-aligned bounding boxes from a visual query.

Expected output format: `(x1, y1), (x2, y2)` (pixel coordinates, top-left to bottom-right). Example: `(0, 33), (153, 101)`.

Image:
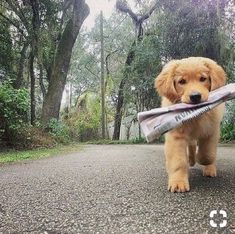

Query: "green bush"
(0, 82), (29, 140)
(221, 102), (235, 142)
(47, 118), (70, 143)
(67, 110), (101, 142)
(131, 137), (146, 144)
(66, 93), (101, 142)
(75, 111), (100, 141)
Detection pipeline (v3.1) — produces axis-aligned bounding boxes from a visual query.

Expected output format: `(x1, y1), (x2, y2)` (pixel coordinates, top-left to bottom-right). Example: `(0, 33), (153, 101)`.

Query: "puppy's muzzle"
(190, 92), (202, 104)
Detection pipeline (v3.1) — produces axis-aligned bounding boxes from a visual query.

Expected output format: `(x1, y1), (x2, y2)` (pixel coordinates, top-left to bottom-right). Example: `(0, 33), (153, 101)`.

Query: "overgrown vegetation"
(47, 118), (70, 144)
(0, 0), (234, 150)
(0, 82), (28, 130)
(0, 82), (29, 145)
(221, 102), (235, 143)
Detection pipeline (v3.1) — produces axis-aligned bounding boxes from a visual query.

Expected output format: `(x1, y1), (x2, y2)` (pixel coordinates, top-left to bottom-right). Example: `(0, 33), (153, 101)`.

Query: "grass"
(85, 136), (164, 145)
(1, 140), (233, 164)
(0, 143), (82, 164)
(86, 139), (139, 144)
(86, 137), (148, 145)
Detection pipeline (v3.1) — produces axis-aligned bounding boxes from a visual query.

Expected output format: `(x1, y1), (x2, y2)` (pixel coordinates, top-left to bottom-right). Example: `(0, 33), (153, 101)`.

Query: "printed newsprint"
(138, 83), (235, 143)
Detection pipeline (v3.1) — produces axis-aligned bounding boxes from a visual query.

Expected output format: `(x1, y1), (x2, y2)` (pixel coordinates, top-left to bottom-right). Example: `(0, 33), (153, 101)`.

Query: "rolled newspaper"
(138, 83), (235, 143)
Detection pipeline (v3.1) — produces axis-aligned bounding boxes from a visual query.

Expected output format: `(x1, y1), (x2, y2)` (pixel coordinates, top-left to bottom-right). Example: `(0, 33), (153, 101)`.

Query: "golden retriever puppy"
(155, 57), (227, 193)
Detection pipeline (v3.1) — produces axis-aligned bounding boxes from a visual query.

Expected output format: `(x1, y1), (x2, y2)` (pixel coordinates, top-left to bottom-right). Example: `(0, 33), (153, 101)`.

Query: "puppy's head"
(155, 57), (227, 104)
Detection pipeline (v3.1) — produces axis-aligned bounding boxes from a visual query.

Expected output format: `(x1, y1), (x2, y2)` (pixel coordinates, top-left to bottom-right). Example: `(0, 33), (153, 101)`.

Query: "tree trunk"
(29, 50), (36, 125)
(112, 1), (158, 140)
(41, 0), (89, 125)
(13, 40), (29, 89)
(112, 46), (135, 140)
(39, 63), (46, 98)
(112, 78), (125, 140)
(100, 11), (106, 139)
(29, 0), (40, 125)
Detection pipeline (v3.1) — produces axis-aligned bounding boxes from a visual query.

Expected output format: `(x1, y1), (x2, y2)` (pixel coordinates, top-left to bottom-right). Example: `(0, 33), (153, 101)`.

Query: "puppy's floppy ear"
(155, 60), (179, 101)
(202, 58), (227, 90)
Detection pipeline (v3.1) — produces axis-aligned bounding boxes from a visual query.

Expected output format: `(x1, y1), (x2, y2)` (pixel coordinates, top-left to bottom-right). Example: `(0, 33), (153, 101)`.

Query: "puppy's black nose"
(190, 92), (201, 104)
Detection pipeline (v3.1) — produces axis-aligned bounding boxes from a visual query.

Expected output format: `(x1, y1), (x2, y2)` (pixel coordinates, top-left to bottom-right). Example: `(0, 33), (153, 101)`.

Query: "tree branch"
(58, 0), (73, 41)
(105, 49), (119, 75)
(6, 0), (30, 32)
(84, 64), (100, 79)
(116, 0), (158, 39)
(140, 2), (158, 22)
(13, 39), (30, 89)
(116, 0), (158, 23)
(39, 63), (46, 98)
(0, 12), (26, 36)
(116, 1), (138, 22)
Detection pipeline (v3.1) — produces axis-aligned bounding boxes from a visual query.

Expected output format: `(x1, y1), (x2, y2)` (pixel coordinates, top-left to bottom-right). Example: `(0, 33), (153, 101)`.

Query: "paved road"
(0, 145), (234, 234)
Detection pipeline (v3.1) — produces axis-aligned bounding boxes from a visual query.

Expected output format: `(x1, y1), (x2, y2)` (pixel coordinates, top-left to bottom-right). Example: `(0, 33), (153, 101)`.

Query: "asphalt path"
(0, 144), (234, 234)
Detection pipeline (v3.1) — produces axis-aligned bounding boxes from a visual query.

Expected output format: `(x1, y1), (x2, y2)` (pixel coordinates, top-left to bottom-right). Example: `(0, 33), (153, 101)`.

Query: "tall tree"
(41, 0), (89, 125)
(112, 0), (157, 140)
(100, 11), (106, 139)
(0, 19), (13, 79)
(29, 0), (40, 125)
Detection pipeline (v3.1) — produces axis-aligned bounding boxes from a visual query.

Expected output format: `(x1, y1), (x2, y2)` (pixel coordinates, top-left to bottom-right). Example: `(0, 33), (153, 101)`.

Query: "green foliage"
(157, 0), (221, 59)
(1, 0), (235, 145)
(131, 137), (146, 144)
(0, 83), (55, 149)
(85, 139), (146, 144)
(127, 35), (162, 110)
(221, 102), (235, 142)
(156, 0), (235, 81)
(66, 92), (101, 141)
(0, 82), (29, 133)
(47, 118), (70, 144)
(73, 111), (100, 141)
(0, 19), (13, 76)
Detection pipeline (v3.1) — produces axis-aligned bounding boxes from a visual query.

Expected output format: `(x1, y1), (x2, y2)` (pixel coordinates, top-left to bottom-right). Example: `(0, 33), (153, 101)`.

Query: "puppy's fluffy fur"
(155, 57), (226, 193)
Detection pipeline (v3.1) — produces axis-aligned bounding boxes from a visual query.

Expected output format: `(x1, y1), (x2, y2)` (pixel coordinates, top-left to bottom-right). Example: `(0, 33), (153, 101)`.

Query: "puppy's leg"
(165, 133), (189, 192)
(196, 132), (219, 177)
(188, 140), (197, 167)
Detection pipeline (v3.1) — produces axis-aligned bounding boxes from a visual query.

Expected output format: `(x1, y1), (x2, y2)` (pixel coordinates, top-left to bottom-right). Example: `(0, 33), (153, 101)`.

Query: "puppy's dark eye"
(200, 77), (207, 82)
(178, 79), (186, 85)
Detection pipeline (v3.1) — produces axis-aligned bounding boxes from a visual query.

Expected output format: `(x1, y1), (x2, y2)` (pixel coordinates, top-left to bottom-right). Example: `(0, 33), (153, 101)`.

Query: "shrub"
(131, 137), (146, 144)
(13, 126), (56, 150)
(66, 110), (101, 142)
(47, 118), (70, 143)
(65, 93), (101, 142)
(0, 82), (29, 141)
(221, 102), (235, 143)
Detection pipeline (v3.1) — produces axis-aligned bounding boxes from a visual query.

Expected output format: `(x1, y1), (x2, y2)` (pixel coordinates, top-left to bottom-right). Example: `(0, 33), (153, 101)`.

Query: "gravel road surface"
(0, 144), (234, 233)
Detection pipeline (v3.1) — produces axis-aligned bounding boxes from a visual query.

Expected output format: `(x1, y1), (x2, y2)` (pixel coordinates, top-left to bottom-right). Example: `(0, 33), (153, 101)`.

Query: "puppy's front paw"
(168, 180), (190, 193)
(203, 164), (217, 177)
